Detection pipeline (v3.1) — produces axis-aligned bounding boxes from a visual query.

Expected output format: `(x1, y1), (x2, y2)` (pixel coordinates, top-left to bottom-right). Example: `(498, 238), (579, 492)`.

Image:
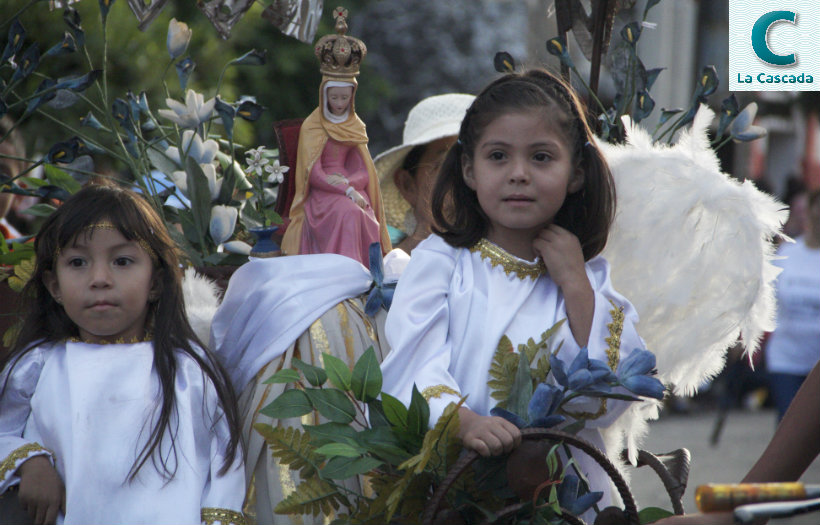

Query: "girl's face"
(326, 86), (353, 116)
(43, 226), (157, 344)
(462, 110), (583, 252)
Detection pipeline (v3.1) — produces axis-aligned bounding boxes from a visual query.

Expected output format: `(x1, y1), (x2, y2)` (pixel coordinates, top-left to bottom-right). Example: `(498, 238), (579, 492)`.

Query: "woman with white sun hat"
(374, 93), (475, 253)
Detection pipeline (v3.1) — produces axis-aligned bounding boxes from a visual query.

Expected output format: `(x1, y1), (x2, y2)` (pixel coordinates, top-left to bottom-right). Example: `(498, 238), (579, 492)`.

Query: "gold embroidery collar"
(68, 332), (153, 345)
(469, 238), (546, 280)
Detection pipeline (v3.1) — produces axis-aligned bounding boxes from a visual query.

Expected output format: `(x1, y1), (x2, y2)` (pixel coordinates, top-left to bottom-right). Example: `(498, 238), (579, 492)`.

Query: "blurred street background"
(630, 405), (820, 523)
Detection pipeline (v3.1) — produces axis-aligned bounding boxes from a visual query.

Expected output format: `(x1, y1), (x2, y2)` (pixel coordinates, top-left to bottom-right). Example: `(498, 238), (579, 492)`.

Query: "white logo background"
(729, 0), (820, 91)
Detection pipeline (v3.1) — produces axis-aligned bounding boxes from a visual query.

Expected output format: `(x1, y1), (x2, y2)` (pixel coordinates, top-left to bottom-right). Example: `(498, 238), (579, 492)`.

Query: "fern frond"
(273, 476), (346, 516)
(488, 336), (517, 406)
(254, 423), (318, 478)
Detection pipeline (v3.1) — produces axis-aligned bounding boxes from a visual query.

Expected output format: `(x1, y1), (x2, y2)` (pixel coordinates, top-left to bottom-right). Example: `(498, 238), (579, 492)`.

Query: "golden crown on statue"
(314, 6), (367, 78)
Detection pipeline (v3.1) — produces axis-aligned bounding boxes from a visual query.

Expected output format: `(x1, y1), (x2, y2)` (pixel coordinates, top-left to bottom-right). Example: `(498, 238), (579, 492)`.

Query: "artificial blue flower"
(551, 347), (617, 392)
(365, 242), (395, 315)
(557, 474), (603, 516)
(617, 349), (665, 400)
(730, 102), (767, 142)
(527, 383), (564, 423)
(489, 407), (527, 429)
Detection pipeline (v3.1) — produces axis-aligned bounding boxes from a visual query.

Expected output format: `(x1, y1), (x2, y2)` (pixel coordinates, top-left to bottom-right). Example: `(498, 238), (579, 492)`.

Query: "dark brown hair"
(432, 68), (615, 260)
(1, 183), (241, 480)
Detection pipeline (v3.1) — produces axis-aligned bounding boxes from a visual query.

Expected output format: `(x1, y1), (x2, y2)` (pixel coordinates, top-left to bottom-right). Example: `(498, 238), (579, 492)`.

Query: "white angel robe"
(381, 235), (645, 510)
(0, 341), (245, 525)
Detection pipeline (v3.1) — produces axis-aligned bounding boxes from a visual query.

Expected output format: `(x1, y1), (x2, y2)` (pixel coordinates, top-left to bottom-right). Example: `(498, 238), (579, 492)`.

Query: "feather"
(181, 266), (223, 346)
(598, 105), (786, 460)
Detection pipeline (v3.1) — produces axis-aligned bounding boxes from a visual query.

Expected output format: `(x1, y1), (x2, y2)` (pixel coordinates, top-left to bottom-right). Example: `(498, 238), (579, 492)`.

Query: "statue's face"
(327, 86), (353, 116)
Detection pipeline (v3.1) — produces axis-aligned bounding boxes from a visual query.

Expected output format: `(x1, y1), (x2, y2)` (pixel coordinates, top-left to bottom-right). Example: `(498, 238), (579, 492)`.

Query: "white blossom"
(158, 89), (215, 129)
(167, 18), (192, 59)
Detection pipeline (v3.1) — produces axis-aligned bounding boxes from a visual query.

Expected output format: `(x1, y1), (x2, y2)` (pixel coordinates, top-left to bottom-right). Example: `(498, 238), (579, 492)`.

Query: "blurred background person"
(765, 188), (820, 422)
(374, 93), (474, 254)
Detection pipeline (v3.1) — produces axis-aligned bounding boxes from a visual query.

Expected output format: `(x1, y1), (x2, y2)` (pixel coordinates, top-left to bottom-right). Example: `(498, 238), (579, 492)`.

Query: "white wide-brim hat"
(374, 93), (475, 232)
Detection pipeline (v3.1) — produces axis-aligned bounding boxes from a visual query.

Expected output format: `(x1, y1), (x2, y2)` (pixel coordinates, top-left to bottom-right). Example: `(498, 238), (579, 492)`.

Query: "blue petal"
(528, 383), (563, 421)
(557, 474), (580, 508)
(622, 375), (666, 400)
(618, 349), (656, 379)
(368, 242), (383, 286)
(490, 407), (526, 428)
(549, 354), (568, 388)
(381, 284), (395, 310)
(568, 369), (594, 390)
(567, 346), (590, 376)
(568, 491), (603, 516)
(364, 288), (382, 317)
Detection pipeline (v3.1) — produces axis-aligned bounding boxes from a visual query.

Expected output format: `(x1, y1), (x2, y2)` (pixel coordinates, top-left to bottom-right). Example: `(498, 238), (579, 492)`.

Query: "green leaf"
(185, 156), (213, 240)
(351, 347), (382, 402)
(44, 163), (81, 195)
(405, 385), (429, 438)
(639, 507), (675, 524)
(366, 399), (390, 429)
(293, 358), (328, 387)
(303, 422), (359, 447)
(321, 456), (382, 480)
(262, 368), (301, 384)
(506, 351), (533, 419)
(259, 389), (313, 419)
(0, 242), (35, 266)
(380, 392), (408, 430)
(323, 353), (352, 390)
(304, 388), (356, 424)
(22, 203), (58, 218)
(314, 442), (365, 458)
(356, 427), (412, 465)
(18, 176), (49, 188)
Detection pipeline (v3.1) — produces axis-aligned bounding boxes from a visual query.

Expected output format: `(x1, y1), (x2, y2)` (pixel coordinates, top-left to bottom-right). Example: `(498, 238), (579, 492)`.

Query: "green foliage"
(273, 476), (349, 516)
(350, 346), (382, 402)
(489, 320), (564, 407)
(639, 506), (675, 524)
(253, 424), (318, 479)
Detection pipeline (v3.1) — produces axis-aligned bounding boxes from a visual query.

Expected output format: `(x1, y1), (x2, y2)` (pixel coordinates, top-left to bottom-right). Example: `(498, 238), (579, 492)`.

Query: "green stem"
(570, 65), (611, 124)
(712, 135), (734, 151)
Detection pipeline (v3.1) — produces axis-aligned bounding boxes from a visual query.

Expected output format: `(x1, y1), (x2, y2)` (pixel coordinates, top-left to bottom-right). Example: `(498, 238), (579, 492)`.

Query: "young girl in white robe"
(0, 184), (245, 525)
(380, 69), (647, 517)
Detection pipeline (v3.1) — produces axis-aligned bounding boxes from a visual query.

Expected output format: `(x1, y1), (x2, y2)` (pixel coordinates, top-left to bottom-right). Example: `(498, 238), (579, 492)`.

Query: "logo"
(730, 1), (820, 91)
(751, 11), (796, 65)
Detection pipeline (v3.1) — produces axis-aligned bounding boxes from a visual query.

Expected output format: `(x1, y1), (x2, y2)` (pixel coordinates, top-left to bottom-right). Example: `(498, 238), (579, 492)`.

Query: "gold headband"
(56, 220), (158, 262)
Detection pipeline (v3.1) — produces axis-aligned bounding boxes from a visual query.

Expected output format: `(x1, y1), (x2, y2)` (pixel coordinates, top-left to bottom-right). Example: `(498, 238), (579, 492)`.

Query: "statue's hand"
(326, 173), (348, 186)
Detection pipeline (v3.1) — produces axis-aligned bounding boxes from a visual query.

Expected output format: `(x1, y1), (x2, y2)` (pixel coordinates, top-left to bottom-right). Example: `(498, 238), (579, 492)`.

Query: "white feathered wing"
(597, 106), (786, 461)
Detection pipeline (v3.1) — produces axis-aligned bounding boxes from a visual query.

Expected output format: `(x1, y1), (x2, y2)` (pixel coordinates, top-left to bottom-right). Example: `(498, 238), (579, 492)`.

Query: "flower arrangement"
(0, 5), (278, 267)
(256, 307), (670, 524)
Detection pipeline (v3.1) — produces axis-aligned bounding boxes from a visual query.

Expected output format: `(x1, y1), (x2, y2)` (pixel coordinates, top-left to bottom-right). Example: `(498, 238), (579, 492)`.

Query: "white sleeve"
(381, 237), (463, 425)
(200, 379), (246, 525)
(0, 347), (55, 493)
(554, 256), (646, 428)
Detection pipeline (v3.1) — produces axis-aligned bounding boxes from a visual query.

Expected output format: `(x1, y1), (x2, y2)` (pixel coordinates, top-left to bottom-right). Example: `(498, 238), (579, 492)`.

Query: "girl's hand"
(326, 173), (348, 186)
(17, 456), (65, 525)
(458, 407), (521, 457)
(532, 225), (587, 289)
(533, 225), (594, 346)
(350, 190), (369, 210)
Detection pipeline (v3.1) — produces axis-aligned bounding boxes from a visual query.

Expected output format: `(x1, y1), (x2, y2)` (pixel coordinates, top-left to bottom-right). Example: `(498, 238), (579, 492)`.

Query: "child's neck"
(485, 230), (538, 262)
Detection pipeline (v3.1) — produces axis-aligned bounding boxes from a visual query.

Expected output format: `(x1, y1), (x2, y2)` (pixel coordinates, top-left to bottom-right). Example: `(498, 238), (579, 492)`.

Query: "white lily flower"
(170, 170), (189, 198)
(210, 205), (238, 245)
(164, 129), (219, 166)
(169, 163), (221, 202)
(158, 89), (215, 129)
(167, 18), (192, 60)
(265, 159), (289, 184)
(223, 240), (252, 255)
(201, 163), (223, 201)
(730, 102), (767, 142)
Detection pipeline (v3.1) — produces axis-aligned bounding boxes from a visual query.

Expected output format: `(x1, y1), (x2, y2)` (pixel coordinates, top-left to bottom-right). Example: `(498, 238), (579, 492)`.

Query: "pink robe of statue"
(299, 138), (381, 265)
